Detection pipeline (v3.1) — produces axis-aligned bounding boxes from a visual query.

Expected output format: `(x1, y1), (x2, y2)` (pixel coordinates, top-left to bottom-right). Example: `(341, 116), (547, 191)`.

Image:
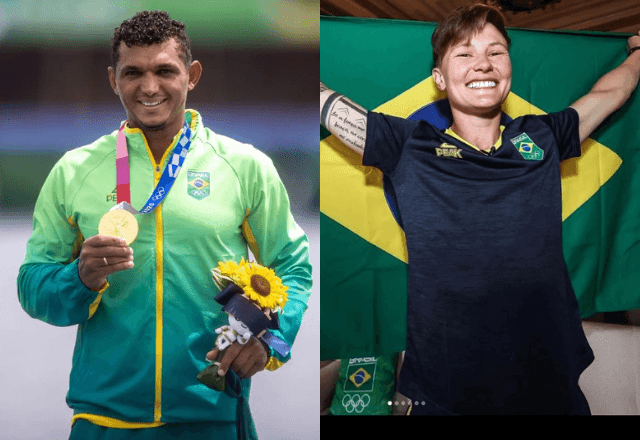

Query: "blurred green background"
(0, 0), (319, 220)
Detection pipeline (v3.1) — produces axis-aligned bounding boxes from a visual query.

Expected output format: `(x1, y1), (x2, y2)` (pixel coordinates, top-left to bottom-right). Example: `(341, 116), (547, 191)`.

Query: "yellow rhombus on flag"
(320, 76), (622, 265)
(320, 16), (639, 360)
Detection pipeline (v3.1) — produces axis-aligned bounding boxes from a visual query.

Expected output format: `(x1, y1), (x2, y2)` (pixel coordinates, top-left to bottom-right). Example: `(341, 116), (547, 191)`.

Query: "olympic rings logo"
(342, 394), (370, 414)
(152, 187), (166, 201)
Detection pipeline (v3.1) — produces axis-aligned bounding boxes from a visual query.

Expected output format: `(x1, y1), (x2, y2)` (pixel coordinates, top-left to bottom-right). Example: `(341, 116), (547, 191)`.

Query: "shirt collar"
(445, 125), (506, 153)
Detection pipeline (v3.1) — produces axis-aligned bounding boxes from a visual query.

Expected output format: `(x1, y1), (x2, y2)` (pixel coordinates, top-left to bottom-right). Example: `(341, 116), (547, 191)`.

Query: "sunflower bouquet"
(198, 258), (290, 391)
(211, 258), (288, 312)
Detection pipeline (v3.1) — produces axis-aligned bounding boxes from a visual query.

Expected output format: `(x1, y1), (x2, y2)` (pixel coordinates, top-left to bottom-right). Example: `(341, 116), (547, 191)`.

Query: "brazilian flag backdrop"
(320, 16), (640, 361)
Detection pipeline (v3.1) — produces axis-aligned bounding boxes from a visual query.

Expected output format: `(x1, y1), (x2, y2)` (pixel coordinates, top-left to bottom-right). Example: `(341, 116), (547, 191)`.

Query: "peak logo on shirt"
(106, 187), (117, 203)
(187, 171), (210, 200)
(510, 133), (544, 161)
(436, 143), (463, 159)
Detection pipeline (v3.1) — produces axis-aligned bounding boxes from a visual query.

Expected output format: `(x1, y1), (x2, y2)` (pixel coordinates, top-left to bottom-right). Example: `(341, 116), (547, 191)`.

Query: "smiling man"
(107, 31), (200, 163)
(320, 4), (640, 415)
(18, 10), (311, 439)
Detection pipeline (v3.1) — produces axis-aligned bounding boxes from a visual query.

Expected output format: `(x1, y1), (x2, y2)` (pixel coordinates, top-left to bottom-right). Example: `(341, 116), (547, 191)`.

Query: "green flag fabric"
(320, 16), (640, 361)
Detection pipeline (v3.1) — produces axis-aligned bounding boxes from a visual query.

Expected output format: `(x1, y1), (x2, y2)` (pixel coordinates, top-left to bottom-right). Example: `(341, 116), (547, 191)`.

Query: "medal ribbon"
(114, 120), (192, 214)
(115, 122), (131, 205)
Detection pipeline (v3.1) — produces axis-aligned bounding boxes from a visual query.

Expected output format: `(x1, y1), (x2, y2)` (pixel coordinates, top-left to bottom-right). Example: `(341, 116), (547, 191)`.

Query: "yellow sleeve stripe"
(87, 282), (109, 319)
(67, 214), (107, 320)
(71, 414), (165, 429)
(67, 215), (84, 262)
(264, 356), (286, 371)
(241, 209), (262, 265)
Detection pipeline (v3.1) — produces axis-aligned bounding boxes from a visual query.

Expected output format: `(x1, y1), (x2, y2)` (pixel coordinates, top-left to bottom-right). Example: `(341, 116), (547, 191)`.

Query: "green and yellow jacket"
(18, 110), (312, 428)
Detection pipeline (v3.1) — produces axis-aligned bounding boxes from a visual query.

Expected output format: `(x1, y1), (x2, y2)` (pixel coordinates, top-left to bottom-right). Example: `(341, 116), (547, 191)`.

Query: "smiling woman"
(430, 4), (512, 150)
(320, 2), (640, 415)
(432, 24), (512, 150)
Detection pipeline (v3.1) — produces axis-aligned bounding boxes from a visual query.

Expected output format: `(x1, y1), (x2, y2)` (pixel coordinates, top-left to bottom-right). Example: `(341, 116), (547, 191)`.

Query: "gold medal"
(98, 209), (138, 245)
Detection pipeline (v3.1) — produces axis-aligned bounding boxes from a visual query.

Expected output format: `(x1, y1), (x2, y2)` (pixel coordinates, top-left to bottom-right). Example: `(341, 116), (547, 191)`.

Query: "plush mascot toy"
(197, 259), (290, 391)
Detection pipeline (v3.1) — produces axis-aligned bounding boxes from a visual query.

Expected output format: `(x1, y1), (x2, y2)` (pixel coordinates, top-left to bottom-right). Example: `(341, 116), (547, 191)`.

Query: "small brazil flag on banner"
(320, 16), (640, 360)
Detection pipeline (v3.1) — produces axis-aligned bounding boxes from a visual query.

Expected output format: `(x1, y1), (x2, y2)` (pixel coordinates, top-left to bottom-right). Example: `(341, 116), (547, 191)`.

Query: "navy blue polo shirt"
(363, 108), (594, 415)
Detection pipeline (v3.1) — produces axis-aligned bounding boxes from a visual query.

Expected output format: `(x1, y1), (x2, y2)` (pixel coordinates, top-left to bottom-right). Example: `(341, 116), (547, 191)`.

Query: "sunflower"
(237, 263), (288, 310)
(217, 259), (249, 279)
(211, 258), (250, 290)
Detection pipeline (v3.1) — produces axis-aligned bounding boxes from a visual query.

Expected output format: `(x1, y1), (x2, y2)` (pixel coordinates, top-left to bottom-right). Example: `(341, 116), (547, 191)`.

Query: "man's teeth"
(142, 101), (163, 106)
(467, 81), (497, 89)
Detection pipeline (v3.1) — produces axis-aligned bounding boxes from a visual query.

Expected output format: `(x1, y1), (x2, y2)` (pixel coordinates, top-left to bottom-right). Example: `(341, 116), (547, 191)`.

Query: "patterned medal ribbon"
(113, 119), (192, 214)
(99, 120), (192, 244)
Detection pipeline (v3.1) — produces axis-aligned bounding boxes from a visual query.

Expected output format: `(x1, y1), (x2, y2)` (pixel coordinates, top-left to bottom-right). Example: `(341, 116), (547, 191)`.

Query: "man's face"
(108, 38), (201, 134)
(433, 24), (512, 117)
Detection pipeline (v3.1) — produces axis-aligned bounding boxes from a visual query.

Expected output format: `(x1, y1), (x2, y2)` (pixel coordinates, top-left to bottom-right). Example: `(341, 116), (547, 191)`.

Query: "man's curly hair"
(111, 11), (192, 68)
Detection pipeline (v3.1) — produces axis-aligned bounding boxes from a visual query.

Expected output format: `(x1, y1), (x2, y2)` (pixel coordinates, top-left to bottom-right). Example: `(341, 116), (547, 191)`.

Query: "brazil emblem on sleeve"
(510, 133), (544, 161)
(187, 170), (210, 200)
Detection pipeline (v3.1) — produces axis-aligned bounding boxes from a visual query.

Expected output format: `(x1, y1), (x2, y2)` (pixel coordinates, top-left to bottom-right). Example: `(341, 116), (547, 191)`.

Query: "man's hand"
(78, 235), (134, 291)
(206, 337), (269, 379)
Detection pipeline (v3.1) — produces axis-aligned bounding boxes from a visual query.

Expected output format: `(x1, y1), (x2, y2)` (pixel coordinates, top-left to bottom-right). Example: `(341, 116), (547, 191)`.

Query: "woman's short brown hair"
(432, 4), (510, 68)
